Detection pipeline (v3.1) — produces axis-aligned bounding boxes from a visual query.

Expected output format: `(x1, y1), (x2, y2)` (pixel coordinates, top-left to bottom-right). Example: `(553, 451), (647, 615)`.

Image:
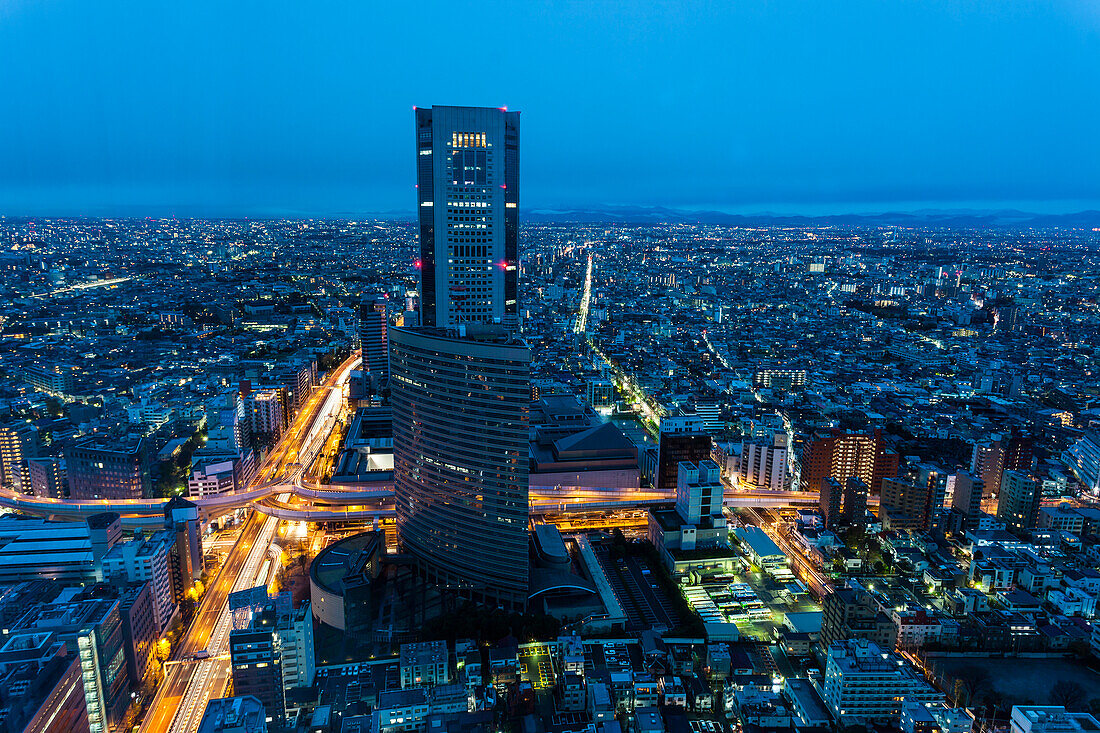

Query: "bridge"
(0, 478), (842, 526)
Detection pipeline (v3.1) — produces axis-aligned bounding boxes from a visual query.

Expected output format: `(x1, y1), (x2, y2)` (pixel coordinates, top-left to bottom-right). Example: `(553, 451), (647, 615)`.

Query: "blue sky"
(1, 1), (1098, 216)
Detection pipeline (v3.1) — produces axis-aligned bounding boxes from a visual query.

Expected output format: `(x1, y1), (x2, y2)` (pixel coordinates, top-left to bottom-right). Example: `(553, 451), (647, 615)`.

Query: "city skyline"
(2, 1), (1100, 216)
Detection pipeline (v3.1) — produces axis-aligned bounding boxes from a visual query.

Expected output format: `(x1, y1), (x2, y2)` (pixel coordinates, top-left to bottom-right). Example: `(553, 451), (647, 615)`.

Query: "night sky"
(2, 1), (1099, 216)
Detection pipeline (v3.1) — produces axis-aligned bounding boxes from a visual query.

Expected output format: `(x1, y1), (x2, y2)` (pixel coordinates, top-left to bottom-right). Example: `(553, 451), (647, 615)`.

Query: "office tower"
(27, 456), (64, 498)
(359, 295), (389, 389)
(819, 476), (869, 529)
(415, 105), (520, 331)
(0, 420), (37, 491)
(738, 433), (789, 491)
(971, 437), (1006, 503)
(66, 436), (151, 500)
(802, 428), (896, 495)
(996, 469), (1041, 532)
(390, 325), (530, 611)
(950, 472), (983, 527)
(230, 604), (285, 727)
(656, 415), (712, 492)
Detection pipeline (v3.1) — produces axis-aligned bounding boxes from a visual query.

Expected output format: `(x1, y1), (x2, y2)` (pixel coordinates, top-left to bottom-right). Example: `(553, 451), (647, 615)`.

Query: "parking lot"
(518, 644), (556, 690)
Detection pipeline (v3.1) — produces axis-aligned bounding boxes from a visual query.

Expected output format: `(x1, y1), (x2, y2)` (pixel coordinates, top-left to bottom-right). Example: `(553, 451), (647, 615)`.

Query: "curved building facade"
(390, 325), (530, 610)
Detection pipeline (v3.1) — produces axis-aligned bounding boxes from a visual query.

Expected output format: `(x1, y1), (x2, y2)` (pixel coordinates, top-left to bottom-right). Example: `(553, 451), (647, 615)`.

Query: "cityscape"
(2, 4), (1100, 733)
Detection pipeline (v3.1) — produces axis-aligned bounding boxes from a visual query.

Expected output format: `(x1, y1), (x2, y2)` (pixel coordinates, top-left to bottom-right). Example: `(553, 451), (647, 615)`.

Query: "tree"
(954, 665), (992, 705)
(1049, 680), (1087, 709)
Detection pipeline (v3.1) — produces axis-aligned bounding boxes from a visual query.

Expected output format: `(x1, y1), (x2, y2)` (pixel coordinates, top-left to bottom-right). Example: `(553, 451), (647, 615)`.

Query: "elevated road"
(138, 354), (360, 733)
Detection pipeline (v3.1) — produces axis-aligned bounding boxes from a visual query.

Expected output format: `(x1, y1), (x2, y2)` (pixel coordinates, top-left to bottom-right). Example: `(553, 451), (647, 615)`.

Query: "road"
(139, 354), (359, 733)
(738, 506), (833, 600)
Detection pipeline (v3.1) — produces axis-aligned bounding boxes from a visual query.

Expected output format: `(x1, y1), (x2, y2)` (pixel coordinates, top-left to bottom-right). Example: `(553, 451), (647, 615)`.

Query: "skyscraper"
(359, 295), (389, 389)
(415, 105), (520, 331)
(391, 325), (531, 610)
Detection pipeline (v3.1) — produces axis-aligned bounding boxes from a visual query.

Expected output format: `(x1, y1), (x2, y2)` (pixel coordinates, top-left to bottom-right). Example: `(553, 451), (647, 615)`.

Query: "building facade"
(391, 325), (531, 611)
(415, 105), (520, 331)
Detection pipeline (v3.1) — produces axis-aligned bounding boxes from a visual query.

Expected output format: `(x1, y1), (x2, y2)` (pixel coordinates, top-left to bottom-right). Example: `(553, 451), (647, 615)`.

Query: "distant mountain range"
(520, 205), (1100, 229)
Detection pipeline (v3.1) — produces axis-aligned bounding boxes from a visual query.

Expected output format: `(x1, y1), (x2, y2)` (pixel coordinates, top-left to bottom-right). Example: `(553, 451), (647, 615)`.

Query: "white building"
(1011, 707), (1100, 733)
(102, 530), (177, 632)
(901, 699), (973, 733)
(675, 459), (724, 526)
(738, 433), (789, 491)
(821, 639), (943, 725)
(400, 640), (449, 689)
(276, 601), (316, 718)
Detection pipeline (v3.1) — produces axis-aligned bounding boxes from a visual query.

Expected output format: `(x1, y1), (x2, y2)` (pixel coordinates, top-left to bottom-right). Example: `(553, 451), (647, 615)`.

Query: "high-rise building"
(971, 437), (1006, 505)
(359, 295), (389, 389)
(949, 472), (984, 528)
(0, 630), (90, 733)
(101, 530), (178, 633)
(820, 476), (869, 529)
(738, 433), (789, 491)
(415, 105), (520, 331)
(1061, 432), (1100, 494)
(820, 585), (897, 650)
(880, 465), (948, 533)
(801, 429), (896, 496)
(822, 639), (943, 725)
(229, 594), (314, 728)
(656, 415), (712, 492)
(675, 459), (724, 525)
(229, 605), (285, 728)
(996, 469), (1040, 532)
(276, 601), (315, 719)
(0, 421), (37, 492)
(11, 595), (130, 733)
(27, 456), (64, 498)
(390, 325), (530, 611)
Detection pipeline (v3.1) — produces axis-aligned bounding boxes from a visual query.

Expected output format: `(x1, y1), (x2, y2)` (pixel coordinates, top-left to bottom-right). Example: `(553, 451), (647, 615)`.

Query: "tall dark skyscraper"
(359, 295), (389, 388)
(390, 325), (531, 610)
(415, 105), (520, 331)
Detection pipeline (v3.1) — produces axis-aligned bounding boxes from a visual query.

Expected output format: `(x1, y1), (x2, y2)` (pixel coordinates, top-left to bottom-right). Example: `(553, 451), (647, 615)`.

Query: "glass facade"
(390, 326), (530, 610)
(415, 106), (520, 332)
